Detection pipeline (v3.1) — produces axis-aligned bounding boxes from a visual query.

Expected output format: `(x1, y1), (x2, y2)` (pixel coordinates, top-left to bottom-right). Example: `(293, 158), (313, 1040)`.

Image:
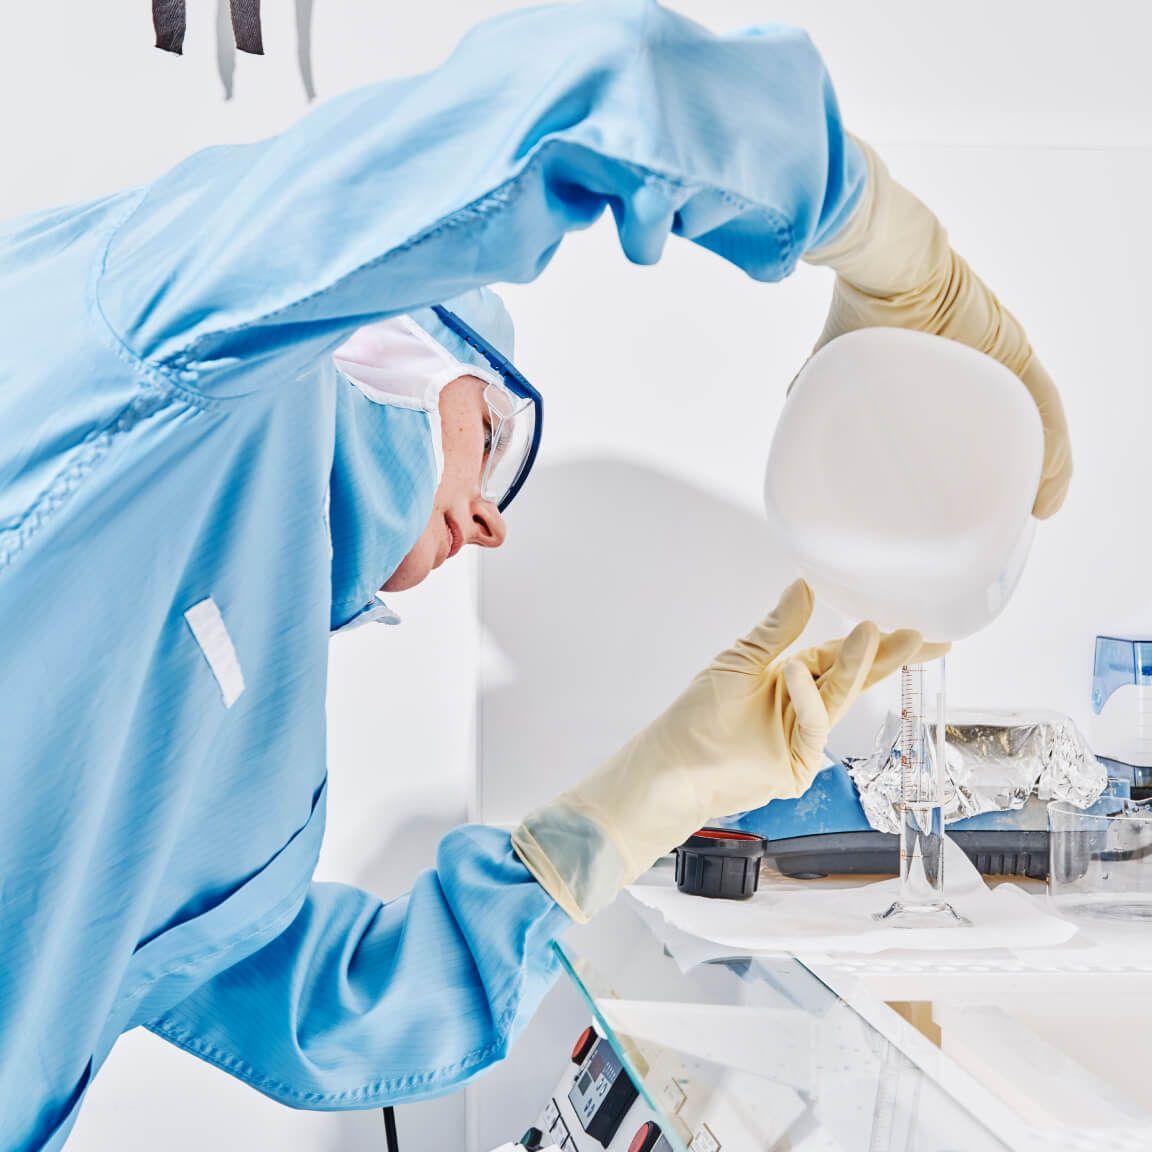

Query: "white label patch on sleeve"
(184, 597), (246, 709)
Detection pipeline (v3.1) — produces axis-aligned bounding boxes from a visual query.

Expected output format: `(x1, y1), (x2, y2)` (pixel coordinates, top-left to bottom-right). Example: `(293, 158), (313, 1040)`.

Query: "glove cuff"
(512, 805), (629, 924)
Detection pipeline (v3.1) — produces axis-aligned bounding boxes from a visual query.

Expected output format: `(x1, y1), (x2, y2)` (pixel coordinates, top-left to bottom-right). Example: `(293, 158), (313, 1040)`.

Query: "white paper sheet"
(627, 837), (1077, 957)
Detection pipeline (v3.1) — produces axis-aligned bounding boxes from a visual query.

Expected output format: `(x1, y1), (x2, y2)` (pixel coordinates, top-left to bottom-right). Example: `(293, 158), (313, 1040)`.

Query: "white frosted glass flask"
(764, 329), (1044, 643)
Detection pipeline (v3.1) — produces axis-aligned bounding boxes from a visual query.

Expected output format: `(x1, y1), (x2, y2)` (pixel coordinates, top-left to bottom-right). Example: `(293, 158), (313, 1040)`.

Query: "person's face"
(383, 375), (508, 592)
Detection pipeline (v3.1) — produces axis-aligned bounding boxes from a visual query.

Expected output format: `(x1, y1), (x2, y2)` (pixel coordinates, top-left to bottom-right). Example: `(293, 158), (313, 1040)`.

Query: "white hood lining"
(334, 315), (501, 412)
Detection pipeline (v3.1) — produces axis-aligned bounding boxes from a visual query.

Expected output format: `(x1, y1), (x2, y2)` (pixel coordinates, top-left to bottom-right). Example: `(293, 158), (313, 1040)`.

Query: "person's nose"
(467, 497), (507, 549)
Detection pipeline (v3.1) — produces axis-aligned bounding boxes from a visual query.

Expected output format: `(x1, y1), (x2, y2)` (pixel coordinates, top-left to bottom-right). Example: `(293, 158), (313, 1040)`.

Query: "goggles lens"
(482, 383), (536, 510)
(430, 304), (542, 513)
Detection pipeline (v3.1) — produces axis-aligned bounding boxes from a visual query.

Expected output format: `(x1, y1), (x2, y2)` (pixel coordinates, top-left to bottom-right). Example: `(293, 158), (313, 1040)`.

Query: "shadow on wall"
(211, 0), (316, 100)
(347, 812), (453, 906)
(479, 457), (885, 827)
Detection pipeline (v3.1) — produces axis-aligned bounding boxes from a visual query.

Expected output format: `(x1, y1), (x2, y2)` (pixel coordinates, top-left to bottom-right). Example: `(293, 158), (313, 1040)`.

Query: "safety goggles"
(431, 305), (542, 513)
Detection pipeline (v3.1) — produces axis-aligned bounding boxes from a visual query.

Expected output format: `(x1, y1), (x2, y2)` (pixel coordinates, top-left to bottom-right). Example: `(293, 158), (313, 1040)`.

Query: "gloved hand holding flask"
(804, 138), (1072, 519)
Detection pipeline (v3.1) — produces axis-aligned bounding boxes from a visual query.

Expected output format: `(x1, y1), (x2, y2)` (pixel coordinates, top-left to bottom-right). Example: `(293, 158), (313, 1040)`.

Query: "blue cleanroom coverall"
(0, 1), (863, 1145)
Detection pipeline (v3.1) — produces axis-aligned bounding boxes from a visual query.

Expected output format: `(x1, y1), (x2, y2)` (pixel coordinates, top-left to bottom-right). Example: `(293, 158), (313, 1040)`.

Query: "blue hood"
(328, 287), (516, 630)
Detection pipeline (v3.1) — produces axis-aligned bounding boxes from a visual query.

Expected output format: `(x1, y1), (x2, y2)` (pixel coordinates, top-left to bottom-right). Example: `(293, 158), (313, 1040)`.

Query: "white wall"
(3, 2), (1150, 1151)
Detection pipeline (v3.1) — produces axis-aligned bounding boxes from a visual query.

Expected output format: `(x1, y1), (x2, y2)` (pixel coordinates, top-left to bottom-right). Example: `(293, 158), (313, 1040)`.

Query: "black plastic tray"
(764, 829), (1050, 881)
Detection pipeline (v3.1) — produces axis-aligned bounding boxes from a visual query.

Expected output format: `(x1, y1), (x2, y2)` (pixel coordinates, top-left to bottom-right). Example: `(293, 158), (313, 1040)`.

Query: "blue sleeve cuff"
(147, 827), (569, 1109)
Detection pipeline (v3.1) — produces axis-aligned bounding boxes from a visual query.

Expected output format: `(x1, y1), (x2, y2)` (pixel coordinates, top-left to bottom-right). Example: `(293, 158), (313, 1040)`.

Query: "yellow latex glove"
(804, 137), (1071, 519)
(512, 581), (948, 923)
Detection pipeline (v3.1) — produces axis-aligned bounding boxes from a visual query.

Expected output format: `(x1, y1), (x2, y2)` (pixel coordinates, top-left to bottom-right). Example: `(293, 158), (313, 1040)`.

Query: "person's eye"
(483, 422), (494, 459)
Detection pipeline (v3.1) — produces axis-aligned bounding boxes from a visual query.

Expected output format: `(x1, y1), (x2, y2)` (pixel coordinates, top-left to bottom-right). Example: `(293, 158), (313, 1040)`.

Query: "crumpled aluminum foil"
(845, 708), (1107, 835)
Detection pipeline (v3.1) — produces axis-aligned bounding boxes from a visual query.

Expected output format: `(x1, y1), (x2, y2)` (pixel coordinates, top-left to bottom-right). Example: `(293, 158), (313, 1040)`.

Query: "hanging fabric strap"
(152, 0), (186, 53)
(229, 0), (263, 55)
(153, 0), (264, 57)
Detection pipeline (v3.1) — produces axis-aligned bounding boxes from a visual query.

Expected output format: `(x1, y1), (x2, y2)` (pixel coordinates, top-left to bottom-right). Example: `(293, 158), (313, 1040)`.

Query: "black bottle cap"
(674, 827), (767, 900)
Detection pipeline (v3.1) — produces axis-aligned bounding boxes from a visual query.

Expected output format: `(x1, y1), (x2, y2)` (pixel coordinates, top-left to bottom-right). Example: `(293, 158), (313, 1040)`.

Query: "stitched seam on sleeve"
(0, 195), (211, 575)
(89, 191), (225, 412)
(146, 999), (522, 1107)
(0, 389), (169, 576)
(143, 851), (567, 1107)
(124, 876), (313, 1006)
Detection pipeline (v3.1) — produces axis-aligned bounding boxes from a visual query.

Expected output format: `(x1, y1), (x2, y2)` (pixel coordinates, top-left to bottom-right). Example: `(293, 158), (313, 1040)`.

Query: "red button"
(570, 1025), (597, 1065)
(628, 1121), (661, 1152)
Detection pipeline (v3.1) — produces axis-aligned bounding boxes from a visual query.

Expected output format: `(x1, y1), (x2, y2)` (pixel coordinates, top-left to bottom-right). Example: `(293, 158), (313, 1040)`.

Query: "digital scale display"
(568, 1040), (623, 1127)
(566, 1035), (638, 1146)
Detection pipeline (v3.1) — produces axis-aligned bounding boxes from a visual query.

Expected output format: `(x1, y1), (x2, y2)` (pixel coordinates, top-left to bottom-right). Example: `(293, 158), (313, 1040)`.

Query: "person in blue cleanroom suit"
(0, 1), (1069, 1147)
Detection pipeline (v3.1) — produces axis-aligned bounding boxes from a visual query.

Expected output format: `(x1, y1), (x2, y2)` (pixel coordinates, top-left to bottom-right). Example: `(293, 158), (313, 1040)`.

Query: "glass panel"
(554, 896), (1011, 1152)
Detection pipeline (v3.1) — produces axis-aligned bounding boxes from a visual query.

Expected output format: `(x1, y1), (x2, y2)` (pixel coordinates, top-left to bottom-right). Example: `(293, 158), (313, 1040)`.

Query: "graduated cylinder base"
(874, 899), (968, 928)
(874, 803), (970, 929)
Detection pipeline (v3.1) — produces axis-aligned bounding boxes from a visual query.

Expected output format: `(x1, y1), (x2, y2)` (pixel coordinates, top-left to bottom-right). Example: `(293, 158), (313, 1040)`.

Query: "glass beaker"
(1049, 795), (1152, 921)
